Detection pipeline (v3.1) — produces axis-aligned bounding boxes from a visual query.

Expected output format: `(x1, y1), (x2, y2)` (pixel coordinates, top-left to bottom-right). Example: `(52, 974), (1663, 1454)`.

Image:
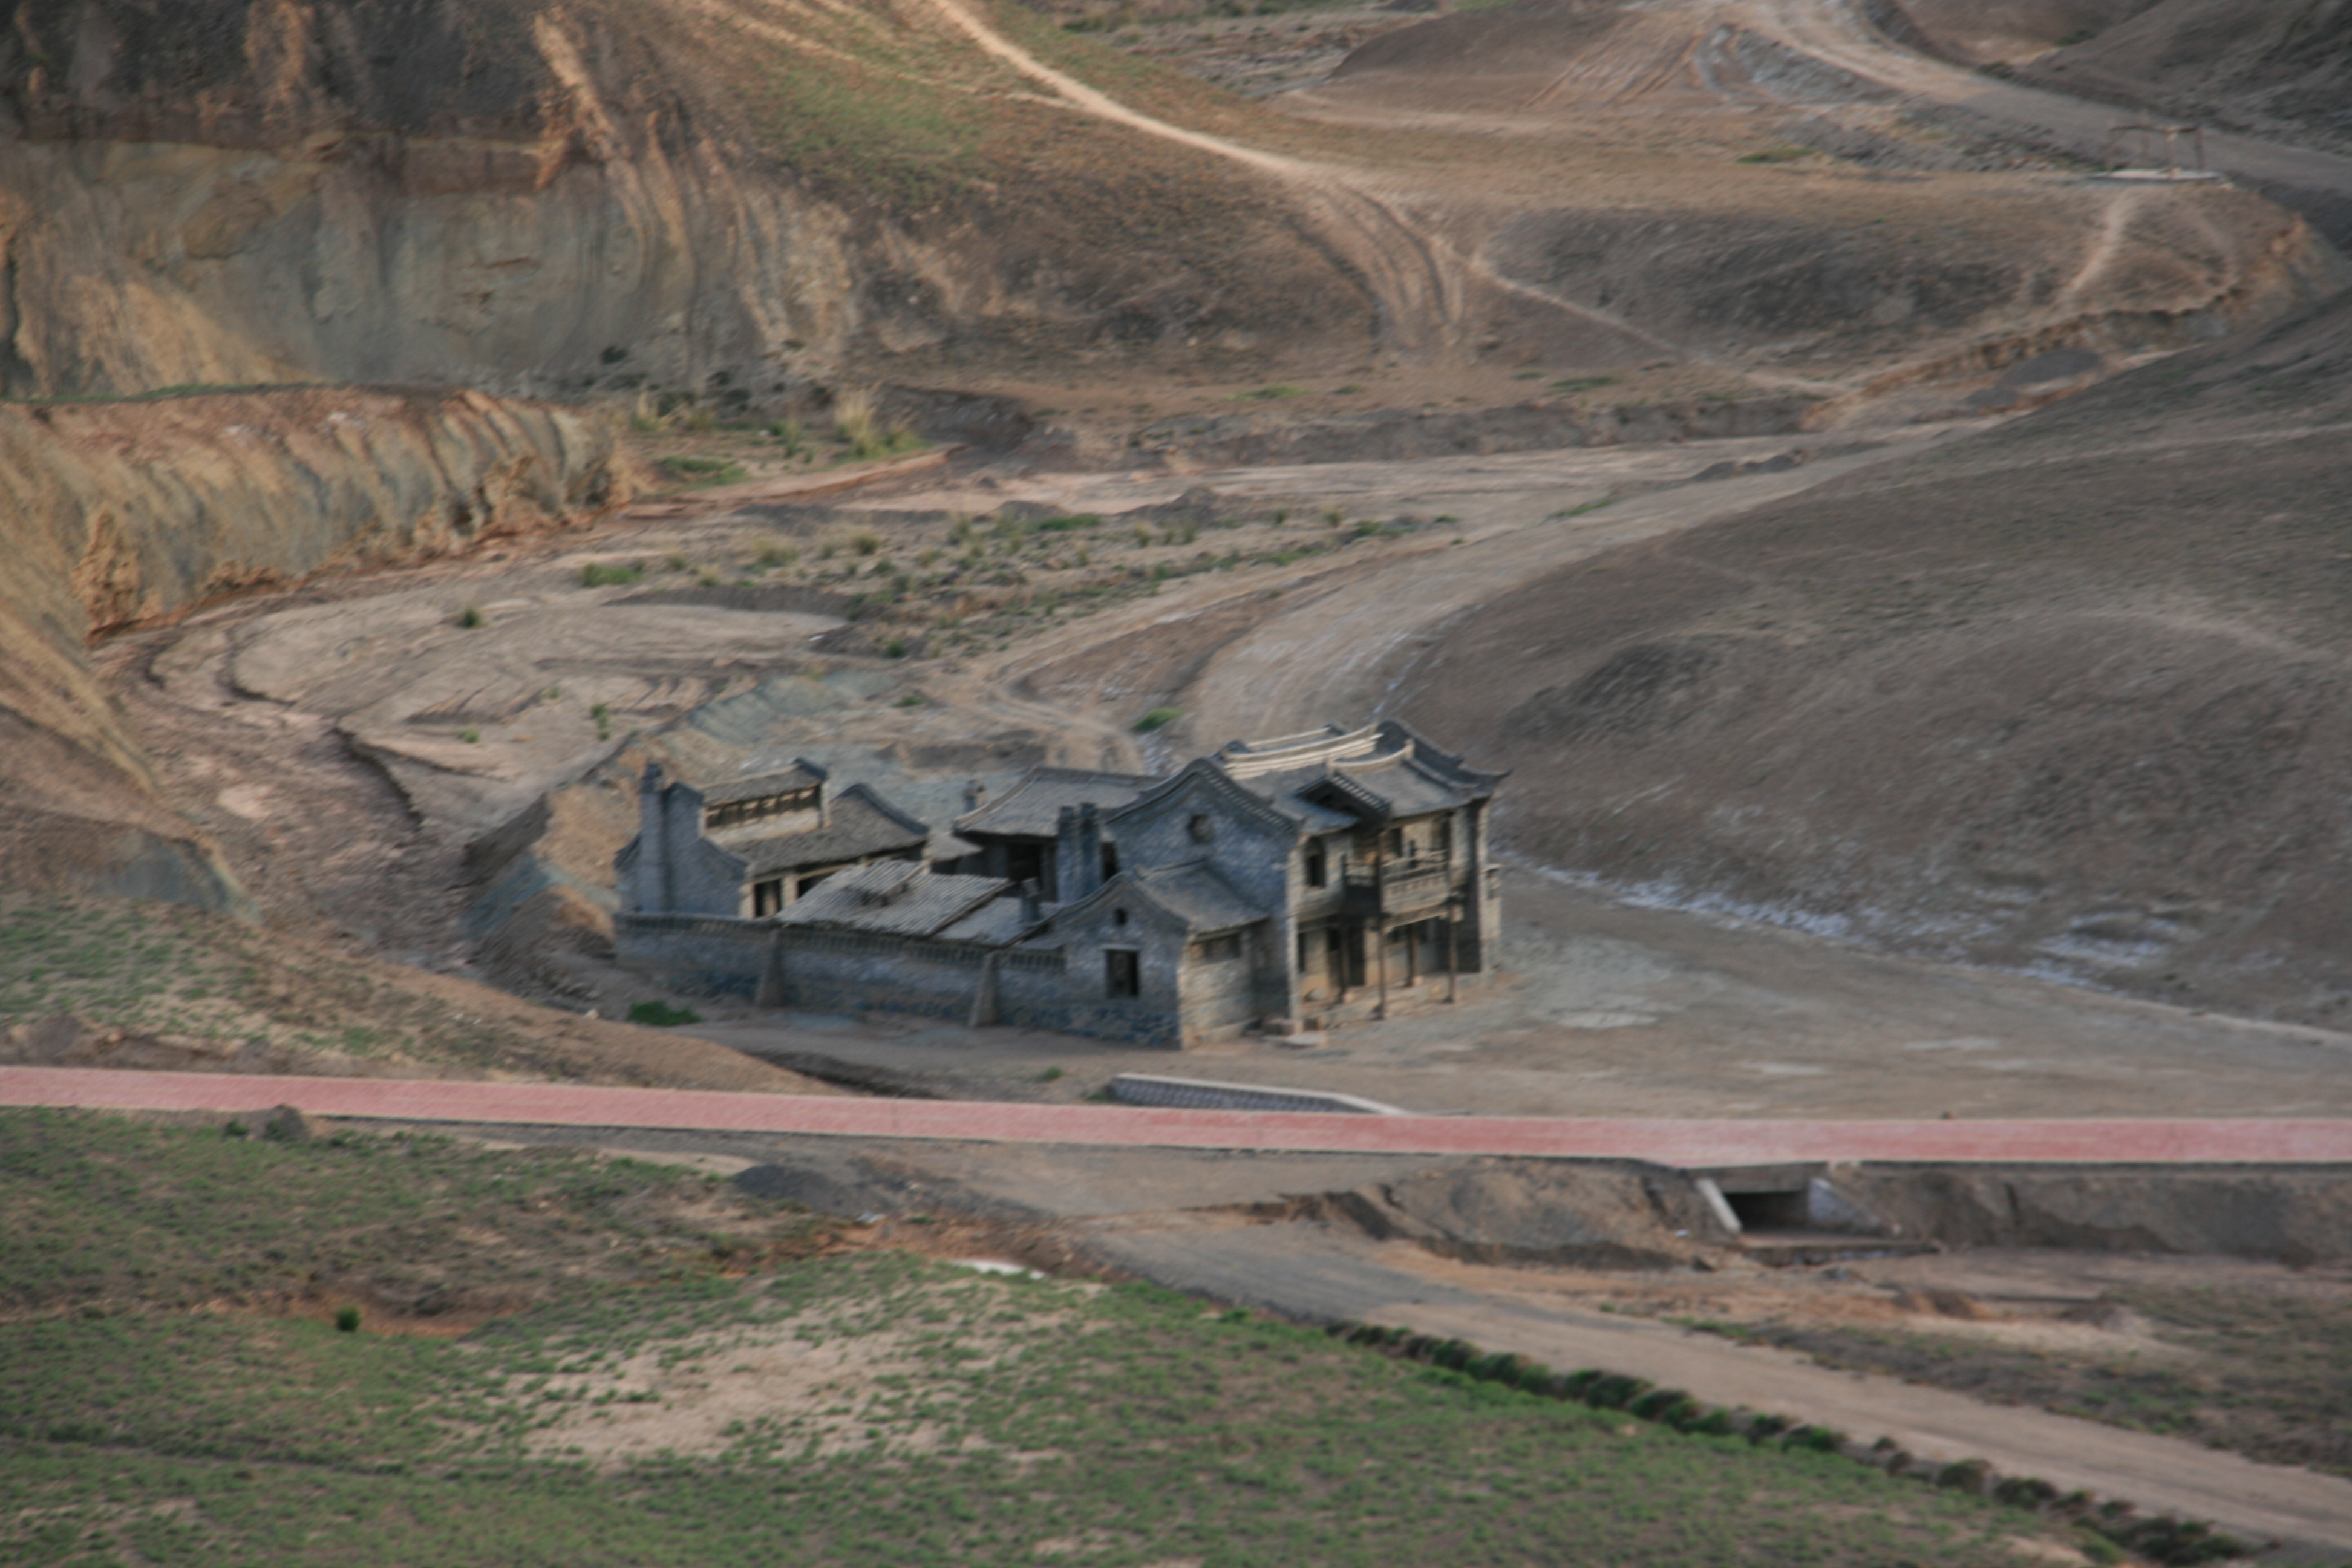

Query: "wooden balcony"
(1341, 858), (1462, 918)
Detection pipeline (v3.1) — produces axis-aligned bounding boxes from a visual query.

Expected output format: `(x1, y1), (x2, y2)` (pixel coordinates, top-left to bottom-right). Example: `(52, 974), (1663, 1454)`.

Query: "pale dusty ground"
(682, 860), (2352, 1120)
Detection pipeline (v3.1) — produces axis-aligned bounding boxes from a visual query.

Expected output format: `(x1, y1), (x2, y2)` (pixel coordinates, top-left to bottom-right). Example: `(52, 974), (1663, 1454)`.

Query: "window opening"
(1305, 844), (1327, 888)
(1188, 813), (1215, 843)
(1105, 949), (1141, 998)
(752, 879), (785, 918)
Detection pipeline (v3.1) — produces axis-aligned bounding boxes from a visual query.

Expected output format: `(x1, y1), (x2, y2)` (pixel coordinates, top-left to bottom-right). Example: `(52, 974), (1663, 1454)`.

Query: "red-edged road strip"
(5, 1067), (2351, 1165)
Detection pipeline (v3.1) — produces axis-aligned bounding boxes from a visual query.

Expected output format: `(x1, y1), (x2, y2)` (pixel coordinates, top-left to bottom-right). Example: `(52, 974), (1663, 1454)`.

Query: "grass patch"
(1550, 374), (1621, 393)
(1227, 384), (1308, 402)
(0, 1106), (2082, 1566)
(658, 455), (749, 489)
(0, 896), (632, 1080)
(579, 562), (645, 589)
(1133, 707), (1183, 733)
(625, 1001), (704, 1028)
(1737, 145), (1815, 164)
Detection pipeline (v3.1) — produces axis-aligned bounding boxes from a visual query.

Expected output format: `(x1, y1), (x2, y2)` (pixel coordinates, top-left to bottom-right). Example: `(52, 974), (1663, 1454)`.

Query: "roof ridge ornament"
(1214, 722), (1383, 779)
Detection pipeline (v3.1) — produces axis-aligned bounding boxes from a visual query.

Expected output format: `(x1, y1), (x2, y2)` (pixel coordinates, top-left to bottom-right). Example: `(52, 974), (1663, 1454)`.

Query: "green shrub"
(591, 702), (612, 740)
(580, 562), (645, 588)
(457, 727), (481, 745)
(1037, 514), (1099, 532)
(1996, 1476), (2062, 1508)
(1936, 1458), (1992, 1493)
(334, 1307), (361, 1334)
(1628, 1387), (1691, 1420)
(457, 604), (485, 629)
(626, 1001), (703, 1027)
(1585, 1374), (1651, 1410)
(1133, 707), (1183, 733)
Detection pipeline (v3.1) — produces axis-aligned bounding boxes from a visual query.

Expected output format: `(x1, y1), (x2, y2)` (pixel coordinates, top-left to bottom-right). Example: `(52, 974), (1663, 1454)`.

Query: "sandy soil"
(678, 863), (2352, 1120)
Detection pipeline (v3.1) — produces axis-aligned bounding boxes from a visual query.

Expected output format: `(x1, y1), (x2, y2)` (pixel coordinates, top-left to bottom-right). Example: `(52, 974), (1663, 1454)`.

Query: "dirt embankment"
(0, 385), (629, 908)
(1394, 286), (2352, 1025)
(0, 0), (1380, 403)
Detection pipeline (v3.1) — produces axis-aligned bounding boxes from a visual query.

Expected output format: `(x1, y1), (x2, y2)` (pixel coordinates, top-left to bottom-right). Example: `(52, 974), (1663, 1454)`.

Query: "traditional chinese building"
(613, 720), (1504, 1045)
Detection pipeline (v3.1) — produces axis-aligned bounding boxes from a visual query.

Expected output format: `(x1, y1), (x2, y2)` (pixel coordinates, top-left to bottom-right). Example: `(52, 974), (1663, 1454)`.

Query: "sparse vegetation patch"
(0, 1110), (2092, 1567)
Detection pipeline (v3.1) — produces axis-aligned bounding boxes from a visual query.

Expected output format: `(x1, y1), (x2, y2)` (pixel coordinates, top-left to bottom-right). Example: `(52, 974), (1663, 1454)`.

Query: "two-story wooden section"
(612, 720), (1504, 1045)
(1198, 721), (1504, 1022)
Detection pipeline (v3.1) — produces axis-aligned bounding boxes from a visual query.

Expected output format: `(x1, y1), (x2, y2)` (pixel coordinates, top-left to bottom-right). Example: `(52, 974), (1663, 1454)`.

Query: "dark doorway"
(752, 879), (785, 918)
(1105, 949), (1141, 999)
(1330, 927), (1365, 988)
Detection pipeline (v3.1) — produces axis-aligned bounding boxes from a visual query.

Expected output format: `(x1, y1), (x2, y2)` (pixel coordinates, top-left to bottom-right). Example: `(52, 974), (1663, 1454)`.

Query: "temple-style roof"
(953, 766), (1155, 840)
(1209, 719), (1502, 828)
(775, 861), (1010, 938)
(727, 783), (930, 875)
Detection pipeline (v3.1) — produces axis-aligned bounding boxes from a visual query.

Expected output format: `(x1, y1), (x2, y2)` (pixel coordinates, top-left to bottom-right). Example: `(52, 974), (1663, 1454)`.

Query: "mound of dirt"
(1396, 286), (2352, 1023)
(1300, 1159), (1730, 1268)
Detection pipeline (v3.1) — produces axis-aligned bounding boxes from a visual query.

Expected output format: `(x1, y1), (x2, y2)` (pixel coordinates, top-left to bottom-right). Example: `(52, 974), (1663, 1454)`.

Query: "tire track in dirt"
(918, 0), (1666, 361)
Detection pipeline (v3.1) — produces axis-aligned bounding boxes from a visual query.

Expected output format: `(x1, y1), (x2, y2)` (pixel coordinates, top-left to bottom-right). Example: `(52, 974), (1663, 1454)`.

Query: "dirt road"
(1093, 1220), (2352, 1555)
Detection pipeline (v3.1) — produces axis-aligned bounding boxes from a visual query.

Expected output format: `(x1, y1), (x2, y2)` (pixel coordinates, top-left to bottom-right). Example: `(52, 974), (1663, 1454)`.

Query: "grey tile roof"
(955, 766), (1155, 840)
(725, 784), (930, 875)
(935, 895), (1035, 945)
(776, 862), (1011, 937)
(696, 761), (826, 806)
(1212, 719), (1499, 828)
(1126, 861), (1265, 935)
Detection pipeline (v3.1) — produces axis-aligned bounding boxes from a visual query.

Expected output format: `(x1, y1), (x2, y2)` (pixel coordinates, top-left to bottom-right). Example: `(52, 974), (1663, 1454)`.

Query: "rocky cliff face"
(0, 0), (1374, 402)
(0, 385), (629, 908)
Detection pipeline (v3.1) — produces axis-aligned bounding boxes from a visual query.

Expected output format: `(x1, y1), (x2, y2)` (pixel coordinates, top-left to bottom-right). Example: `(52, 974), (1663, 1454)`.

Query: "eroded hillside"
(0, 386), (629, 907)
(0, 0), (1384, 401)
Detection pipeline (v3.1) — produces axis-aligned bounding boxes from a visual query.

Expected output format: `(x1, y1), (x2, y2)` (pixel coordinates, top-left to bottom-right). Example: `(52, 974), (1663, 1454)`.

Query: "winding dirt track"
(920, 0), (1671, 358)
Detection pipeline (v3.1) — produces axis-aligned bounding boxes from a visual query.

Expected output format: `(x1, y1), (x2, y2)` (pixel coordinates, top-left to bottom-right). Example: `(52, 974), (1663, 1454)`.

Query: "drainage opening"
(1723, 1188), (1809, 1232)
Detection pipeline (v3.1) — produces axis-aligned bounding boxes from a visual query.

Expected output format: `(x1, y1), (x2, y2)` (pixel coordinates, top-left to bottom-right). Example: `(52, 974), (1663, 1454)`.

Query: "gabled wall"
(616, 777), (748, 917)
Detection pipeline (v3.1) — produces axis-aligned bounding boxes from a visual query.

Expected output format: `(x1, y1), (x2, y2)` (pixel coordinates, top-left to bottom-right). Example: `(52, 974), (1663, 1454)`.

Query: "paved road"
(8, 1066), (2350, 1164)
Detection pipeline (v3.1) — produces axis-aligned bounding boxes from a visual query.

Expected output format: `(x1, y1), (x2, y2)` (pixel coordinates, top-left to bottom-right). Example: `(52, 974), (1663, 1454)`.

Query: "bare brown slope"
(0, 0), (1375, 400)
(1395, 290), (2352, 1024)
(2014, 0), (2352, 155)
(0, 386), (628, 909)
